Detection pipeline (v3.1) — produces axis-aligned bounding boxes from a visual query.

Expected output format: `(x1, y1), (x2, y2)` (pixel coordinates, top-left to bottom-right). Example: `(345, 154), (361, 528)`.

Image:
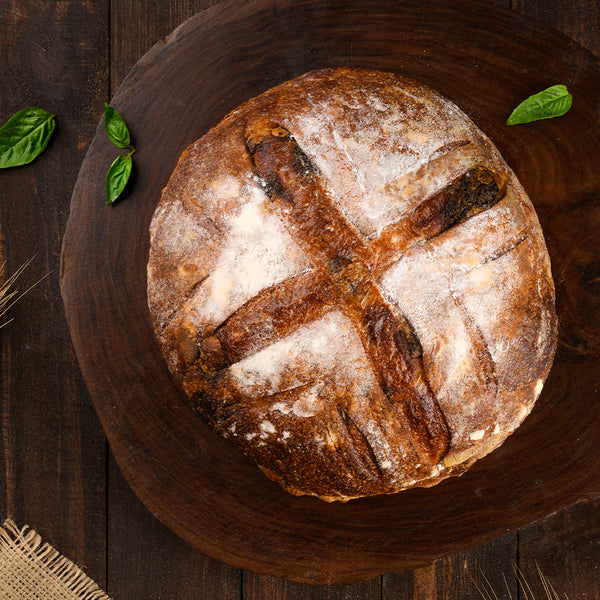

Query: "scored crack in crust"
(147, 67), (558, 502)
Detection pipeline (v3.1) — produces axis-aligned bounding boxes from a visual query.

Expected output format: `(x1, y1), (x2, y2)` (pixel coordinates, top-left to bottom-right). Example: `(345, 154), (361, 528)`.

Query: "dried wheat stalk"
(0, 257), (44, 328)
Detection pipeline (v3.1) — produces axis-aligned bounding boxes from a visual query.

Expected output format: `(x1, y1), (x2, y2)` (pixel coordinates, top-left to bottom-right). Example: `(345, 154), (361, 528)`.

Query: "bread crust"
(147, 67), (557, 501)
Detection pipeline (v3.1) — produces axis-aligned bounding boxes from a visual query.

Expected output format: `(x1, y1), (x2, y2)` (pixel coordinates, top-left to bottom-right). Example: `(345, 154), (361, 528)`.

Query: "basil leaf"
(507, 85), (573, 125)
(105, 153), (133, 205)
(0, 107), (56, 168)
(104, 103), (131, 148)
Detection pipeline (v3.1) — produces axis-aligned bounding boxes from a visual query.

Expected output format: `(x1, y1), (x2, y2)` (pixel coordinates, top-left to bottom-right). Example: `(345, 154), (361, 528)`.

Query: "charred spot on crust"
(442, 166), (501, 226)
(329, 254), (352, 273)
(394, 322), (423, 359)
(259, 173), (287, 199)
(290, 139), (318, 180)
(410, 166), (504, 239)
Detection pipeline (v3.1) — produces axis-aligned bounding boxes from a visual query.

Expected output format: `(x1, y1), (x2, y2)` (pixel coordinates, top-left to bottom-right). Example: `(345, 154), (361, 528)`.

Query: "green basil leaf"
(105, 153), (133, 205)
(104, 103), (131, 148)
(507, 84), (573, 125)
(0, 107), (56, 168)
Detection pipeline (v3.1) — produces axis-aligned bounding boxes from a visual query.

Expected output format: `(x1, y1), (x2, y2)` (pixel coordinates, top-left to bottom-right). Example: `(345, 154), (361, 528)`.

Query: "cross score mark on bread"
(148, 68), (556, 501)
(195, 120), (507, 466)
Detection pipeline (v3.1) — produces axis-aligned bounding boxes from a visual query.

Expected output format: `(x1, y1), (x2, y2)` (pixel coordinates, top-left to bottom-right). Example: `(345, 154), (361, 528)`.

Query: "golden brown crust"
(147, 67), (557, 501)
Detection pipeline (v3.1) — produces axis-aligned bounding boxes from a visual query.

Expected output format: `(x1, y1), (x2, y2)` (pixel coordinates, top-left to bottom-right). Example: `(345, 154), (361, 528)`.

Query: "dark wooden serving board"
(60, 0), (600, 584)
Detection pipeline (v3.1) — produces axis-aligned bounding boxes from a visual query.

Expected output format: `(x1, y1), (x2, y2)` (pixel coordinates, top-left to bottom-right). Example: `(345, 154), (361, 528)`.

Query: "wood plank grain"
(106, 1), (243, 598)
(1, 0), (597, 598)
(107, 452), (242, 599)
(513, 0), (600, 56)
(378, 26), (515, 571)
(0, 0), (109, 587)
(510, 4), (600, 600)
(383, 534), (518, 600)
(243, 573), (381, 600)
(62, 0), (600, 585)
(110, 0), (223, 94)
(382, 2), (599, 597)
(518, 500), (600, 600)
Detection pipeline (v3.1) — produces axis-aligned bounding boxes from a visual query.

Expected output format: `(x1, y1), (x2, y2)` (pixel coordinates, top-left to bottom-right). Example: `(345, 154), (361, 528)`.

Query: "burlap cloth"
(0, 519), (111, 600)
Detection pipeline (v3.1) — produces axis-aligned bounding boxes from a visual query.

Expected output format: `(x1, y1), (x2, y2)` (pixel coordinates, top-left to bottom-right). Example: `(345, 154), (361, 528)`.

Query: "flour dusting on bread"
(147, 68), (557, 501)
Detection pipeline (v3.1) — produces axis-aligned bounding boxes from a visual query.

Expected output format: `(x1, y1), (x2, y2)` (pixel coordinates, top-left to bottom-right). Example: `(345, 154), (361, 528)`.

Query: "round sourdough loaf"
(147, 67), (557, 502)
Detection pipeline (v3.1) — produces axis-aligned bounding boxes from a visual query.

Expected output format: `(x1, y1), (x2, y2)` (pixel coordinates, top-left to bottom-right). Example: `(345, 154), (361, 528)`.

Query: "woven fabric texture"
(0, 519), (111, 600)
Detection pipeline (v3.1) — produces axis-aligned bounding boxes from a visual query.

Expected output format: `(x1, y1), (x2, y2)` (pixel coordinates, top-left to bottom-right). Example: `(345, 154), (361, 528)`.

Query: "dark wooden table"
(1, 1), (599, 598)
